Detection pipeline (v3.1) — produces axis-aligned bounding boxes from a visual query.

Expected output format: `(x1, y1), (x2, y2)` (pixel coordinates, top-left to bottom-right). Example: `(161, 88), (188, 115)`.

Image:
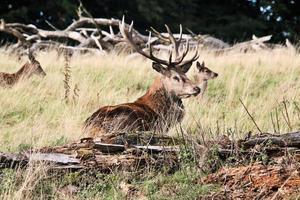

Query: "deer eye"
(173, 76), (180, 82)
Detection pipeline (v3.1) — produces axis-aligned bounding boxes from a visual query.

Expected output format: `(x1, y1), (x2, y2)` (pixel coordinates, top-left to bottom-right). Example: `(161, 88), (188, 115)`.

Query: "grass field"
(0, 48), (300, 199)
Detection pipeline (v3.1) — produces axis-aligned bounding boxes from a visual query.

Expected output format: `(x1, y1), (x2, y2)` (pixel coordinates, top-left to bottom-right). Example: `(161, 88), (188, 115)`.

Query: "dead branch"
(0, 15), (292, 56)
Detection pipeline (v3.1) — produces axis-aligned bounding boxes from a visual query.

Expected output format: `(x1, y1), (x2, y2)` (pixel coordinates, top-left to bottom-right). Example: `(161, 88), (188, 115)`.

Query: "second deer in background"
(193, 61), (218, 99)
(0, 53), (46, 87)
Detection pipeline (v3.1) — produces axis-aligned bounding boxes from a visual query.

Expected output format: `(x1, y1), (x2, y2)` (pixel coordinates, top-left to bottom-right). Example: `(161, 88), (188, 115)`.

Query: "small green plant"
(179, 146), (196, 170)
(205, 145), (223, 173)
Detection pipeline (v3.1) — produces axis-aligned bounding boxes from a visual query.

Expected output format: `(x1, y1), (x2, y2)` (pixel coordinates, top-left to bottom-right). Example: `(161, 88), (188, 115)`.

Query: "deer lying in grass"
(193, 61), (218, 98)
(84, 20), (200, 142)
(0, 54), (46, 87)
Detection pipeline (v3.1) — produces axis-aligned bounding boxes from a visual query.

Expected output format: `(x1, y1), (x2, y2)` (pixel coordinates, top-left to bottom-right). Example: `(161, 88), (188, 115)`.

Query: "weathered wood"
(93, 143), (126, 153)
(0, 139), (180, 171)
(0, 152), (28, 168)
(133, 145), (180, 153)
(240, 131), (300, 148)
(80, 142), (180, 153)
(26, 153), (80, 164)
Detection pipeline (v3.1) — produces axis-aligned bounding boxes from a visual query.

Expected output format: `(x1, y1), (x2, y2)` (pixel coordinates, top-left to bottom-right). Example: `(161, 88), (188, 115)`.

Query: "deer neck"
(198, 80), (208, 95)
(135, 78), (184, 118)
(15, 63), (32, 81)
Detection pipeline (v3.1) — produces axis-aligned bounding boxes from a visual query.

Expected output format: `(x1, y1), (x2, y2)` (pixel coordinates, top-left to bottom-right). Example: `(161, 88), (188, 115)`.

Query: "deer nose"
(193, 86), (201, 95)
(215, 73), (218, 77)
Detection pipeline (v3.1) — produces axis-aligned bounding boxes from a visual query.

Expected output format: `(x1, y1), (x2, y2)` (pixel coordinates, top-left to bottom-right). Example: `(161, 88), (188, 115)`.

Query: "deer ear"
(196, 61), (204, 70)
(152, 62), (170, 76)
(180, 62), (193, 73)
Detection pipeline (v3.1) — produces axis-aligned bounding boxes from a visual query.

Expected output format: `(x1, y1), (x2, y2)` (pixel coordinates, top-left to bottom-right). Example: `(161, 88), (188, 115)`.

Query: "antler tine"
(150, 26), (169, 43)
(165, 24), (179, 59)
(149, 41), (154, 56)
(177, 44), (199, 67)
(109, 25), (115, 36)
(173, 40), (189, 64)
(168, 50), (172, 65)
(146, 31), (151, 46)
(177, 24), (183, 42)
(129, 21), (133, 33)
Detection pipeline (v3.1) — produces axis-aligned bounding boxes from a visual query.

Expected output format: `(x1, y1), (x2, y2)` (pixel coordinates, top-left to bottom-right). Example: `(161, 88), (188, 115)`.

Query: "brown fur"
(0, 57), (46, 87)
(85, 20), (200, 142)
(84, 69), (200, 143)
(84, 78), (188, 142)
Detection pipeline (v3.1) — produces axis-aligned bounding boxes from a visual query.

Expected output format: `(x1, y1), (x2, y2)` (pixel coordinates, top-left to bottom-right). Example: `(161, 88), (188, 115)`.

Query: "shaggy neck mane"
(135, 77), (183, 117)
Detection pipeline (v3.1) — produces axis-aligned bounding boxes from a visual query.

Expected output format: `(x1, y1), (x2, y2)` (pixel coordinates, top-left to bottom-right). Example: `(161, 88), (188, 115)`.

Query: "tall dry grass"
(0, 48), (300, 153)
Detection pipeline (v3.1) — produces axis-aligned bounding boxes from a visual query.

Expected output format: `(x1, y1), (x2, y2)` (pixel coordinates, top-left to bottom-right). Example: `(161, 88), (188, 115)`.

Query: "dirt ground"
(201, 161), (300, 200)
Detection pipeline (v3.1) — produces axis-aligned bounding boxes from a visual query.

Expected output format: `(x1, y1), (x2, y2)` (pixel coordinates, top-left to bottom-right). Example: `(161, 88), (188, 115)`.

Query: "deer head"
(196, 61), (218, 81)
(119, 18), (200, 98)
(28, 53), (46, 77)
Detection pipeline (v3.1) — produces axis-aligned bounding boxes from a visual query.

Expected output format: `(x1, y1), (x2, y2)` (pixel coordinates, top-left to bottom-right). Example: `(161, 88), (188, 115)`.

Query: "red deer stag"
(0, 53), (46, 87)
(194, 61), (218, 98)
(84, 19), (200, 143)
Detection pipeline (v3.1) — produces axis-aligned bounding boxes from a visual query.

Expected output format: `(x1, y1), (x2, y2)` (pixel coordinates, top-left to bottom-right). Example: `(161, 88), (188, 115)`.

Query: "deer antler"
(119, 17), (199, 69)
(156, 24), (199, 68)
(164, 24), (182, 59)
(119, 18), (170, 66)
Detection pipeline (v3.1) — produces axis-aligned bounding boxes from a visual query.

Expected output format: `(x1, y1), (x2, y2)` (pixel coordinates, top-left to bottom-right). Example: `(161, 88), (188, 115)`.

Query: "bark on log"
(0, 140), (179, 171)
(240, 131), (300, 148)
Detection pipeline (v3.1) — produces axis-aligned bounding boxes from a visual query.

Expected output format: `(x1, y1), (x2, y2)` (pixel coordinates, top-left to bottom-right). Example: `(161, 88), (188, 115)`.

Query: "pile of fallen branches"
(0, 8), (294, 56)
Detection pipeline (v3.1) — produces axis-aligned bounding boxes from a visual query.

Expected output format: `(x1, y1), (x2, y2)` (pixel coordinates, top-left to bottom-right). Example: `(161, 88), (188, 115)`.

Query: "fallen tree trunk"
(0, 131), (299, 172)
(0, 138), (180, 172)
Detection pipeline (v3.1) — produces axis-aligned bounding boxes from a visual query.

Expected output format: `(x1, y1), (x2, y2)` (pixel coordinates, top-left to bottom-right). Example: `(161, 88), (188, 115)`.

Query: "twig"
(282, 98), (292, 131)
(78, 0), (103, 38)
(45, 20), (59, 31)
(293, 101), (300, 121)
(275, 107), (280, 133)
(186, 28), (196, 37)
(270, 112), (277, 134)
(239, 98), (263, 134)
